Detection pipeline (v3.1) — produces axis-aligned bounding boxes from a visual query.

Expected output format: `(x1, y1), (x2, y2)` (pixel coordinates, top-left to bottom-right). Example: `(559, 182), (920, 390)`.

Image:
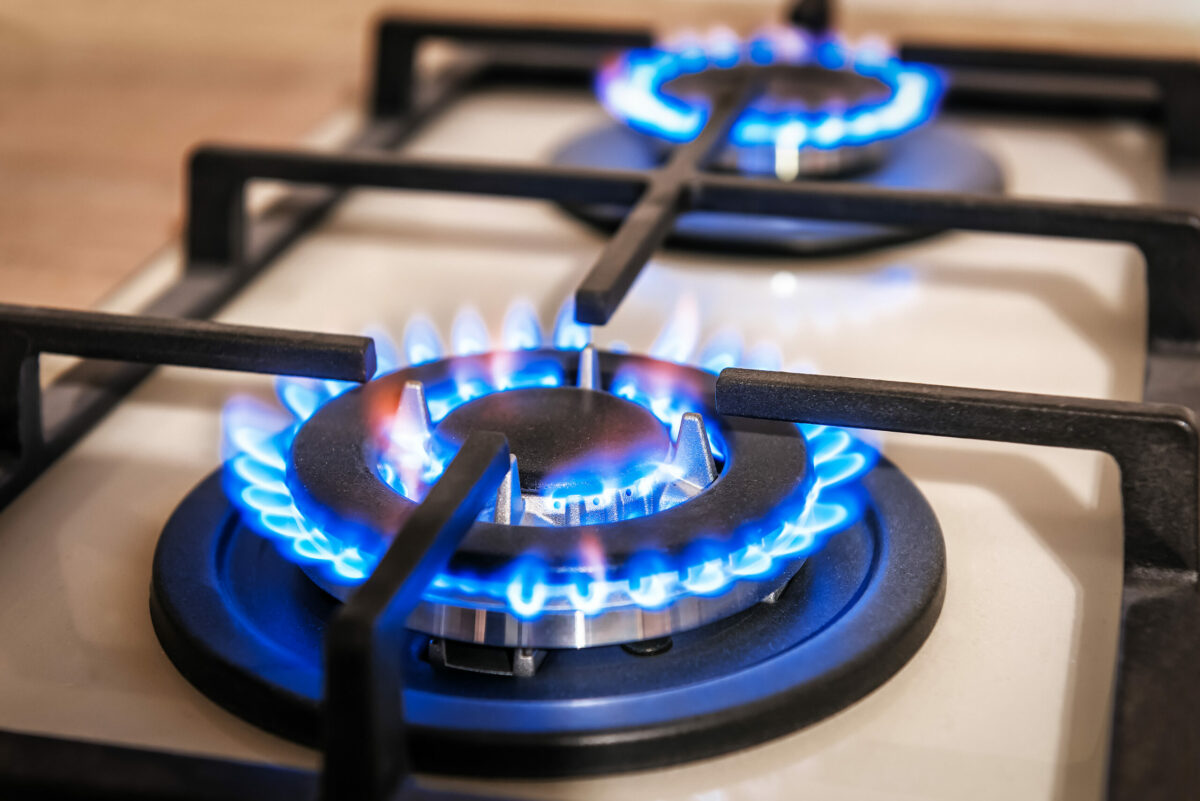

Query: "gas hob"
(1, 3), (1199, 801)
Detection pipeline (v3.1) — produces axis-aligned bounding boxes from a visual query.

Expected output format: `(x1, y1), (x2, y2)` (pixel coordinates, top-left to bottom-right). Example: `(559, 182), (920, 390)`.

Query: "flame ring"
(596, 30), (942, 149)
(224, 350), (877, 645)
(291, 352), (803, 552)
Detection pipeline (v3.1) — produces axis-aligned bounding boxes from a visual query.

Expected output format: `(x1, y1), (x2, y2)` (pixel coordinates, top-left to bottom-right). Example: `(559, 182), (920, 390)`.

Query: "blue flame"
(403, 315), (443, 365)
(597, 27), (943, 150)
(698, 328), (743, 374)
(423, 358), (564, 425)
(502, 300), (542, 350)
(649, 296), (700, 363)
(222, 398), (376, 584)
(743, 341), (783, 372)
(610, 367), (726, 459)
(553, 297), (591, 350)
(451, 306), (490, 356)
(222, 300), (879, 620)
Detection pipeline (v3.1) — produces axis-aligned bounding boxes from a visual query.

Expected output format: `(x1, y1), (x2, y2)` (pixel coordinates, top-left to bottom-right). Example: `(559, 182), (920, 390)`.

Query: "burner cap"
(434, 387), (671, 493)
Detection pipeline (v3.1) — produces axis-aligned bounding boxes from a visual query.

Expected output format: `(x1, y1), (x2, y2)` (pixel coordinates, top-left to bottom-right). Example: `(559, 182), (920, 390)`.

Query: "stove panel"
(0, 77), (1154, 799)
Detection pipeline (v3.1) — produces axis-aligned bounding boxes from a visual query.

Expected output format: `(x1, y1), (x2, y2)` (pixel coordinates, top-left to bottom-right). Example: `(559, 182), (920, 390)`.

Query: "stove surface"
(0, 84), (1156, 800)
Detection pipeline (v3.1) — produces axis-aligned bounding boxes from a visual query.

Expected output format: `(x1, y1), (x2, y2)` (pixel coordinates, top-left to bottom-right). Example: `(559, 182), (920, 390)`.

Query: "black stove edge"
(715, 367), (1200, 801)
(0, 5), (1198, 801)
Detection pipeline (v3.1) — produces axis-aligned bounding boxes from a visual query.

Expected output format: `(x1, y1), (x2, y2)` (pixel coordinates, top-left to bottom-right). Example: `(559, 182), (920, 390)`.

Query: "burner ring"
(665, 63), (892, 178)
(596, 31), (943, 153)
(286, 349), (818, 648)
(290, 351), (808, 564)
(150, 457), (946, 777)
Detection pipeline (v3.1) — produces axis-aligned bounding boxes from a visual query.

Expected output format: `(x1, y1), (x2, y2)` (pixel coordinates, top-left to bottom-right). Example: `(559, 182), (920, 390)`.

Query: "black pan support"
(0, 432), (512, 801)
(323, 431), (511, 801)
(6, 7), (1199, 525)
(0, 304), (376, 508)
(185, 127), (1200, 346)
(715, 367), (1200, 801)
(3, 3), (1200, 800)
(183, 143), (1200, 345)
(902, 45), (1200, 169)
(792, 1), (1200, 166)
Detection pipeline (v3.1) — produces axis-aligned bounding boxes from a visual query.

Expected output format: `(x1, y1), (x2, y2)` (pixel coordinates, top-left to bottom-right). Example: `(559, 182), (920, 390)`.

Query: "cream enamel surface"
(0, 86), (1153, 800)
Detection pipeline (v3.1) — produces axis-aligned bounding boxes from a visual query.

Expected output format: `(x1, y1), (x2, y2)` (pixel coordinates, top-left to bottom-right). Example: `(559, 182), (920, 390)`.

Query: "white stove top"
(0, 85), (1160, 800)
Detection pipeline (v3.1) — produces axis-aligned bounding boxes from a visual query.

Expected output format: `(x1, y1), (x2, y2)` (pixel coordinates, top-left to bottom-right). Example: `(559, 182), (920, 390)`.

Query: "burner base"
(150, 459), (945, 778)
(548, 123), (1004, 255)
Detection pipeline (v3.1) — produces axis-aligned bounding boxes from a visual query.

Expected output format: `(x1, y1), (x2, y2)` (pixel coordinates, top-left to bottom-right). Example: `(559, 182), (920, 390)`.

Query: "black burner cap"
(433, 387), (671, 492)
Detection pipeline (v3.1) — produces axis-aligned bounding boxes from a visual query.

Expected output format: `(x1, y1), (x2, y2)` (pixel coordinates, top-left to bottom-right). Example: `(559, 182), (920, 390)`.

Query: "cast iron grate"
(1, 1), (1199, 799)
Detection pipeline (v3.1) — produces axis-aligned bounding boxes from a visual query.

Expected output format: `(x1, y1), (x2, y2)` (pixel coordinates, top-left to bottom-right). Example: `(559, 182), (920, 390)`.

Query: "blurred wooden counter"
(0, 0), (752, 309)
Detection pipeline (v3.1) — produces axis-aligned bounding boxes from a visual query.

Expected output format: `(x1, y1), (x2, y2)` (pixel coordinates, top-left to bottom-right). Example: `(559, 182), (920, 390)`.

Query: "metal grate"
(2, 3), (1199, 799)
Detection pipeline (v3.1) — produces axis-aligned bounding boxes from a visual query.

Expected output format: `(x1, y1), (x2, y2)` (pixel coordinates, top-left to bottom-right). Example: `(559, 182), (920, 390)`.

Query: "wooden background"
(1, 0), (1196, 309)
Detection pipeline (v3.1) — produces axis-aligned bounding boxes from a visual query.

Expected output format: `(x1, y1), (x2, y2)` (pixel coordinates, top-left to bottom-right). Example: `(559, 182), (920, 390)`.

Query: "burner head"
(434, 387), (671, 494)
(285, 348), (822, 648)
(596, 28), (943, 179)
(219, 313), (878, 649)
(161, 312), (941, 773)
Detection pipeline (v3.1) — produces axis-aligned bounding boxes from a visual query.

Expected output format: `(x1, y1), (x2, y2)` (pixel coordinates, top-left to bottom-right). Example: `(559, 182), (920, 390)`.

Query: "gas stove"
(2, 2), (1200, 800)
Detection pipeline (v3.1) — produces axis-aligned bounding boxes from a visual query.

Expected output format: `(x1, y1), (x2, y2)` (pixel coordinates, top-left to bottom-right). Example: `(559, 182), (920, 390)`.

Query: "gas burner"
(292, 347), (824, 649)
(152, 453), (945, 777)
(677, 64), (892, 177)
(598, 29), (941, 178)
(148, 303), (946, 774)
(219, 301), (879, 649)
(551, 27), (1005, 254)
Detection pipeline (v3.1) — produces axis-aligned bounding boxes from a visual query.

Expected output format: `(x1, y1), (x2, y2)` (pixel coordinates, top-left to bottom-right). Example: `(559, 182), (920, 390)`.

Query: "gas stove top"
(2, 2), (1200, 800)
